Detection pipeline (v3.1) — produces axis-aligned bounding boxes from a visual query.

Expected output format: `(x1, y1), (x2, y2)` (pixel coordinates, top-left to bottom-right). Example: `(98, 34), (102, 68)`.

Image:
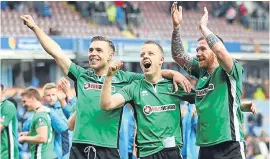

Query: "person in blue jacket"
(41, 78), (76, 159)
(180, 101), (199, 159)
(119, 104), (136, 159)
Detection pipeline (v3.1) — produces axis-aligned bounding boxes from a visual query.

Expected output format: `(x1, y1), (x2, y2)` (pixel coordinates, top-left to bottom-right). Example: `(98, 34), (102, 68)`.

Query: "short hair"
(43, 83), (56, 94)
(143, 40), (164, 55)
(21, 87), (41, 101)
(197, 35), (224, 44)
(91, 36), (115, 52)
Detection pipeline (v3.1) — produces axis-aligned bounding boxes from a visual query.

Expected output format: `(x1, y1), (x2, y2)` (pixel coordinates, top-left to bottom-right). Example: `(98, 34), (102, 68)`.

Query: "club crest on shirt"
(84, 83), (115, 92)
(38, 118), (44, 126)
(0, 116), (5, 122)
(143, 104), (176, 115)
(195, 83), (215, 97)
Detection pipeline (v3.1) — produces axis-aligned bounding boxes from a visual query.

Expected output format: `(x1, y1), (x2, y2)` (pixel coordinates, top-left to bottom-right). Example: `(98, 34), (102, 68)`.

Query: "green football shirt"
(118, 78), (195, 157)
(190, 59), (245, 146)
(29, 111), (56, 159)
(0, 100), (19, 159)
(68, 62), (144, 147)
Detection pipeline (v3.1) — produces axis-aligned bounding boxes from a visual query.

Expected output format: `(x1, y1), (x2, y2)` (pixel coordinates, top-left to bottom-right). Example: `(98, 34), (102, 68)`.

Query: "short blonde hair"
(21, 87), (41, 101)
(43, 83), (56, 94)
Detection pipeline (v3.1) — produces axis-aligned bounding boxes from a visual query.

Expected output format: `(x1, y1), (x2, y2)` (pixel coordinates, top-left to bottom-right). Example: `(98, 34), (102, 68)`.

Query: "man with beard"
(100, 41), (195, 159)
(21, 15), (192, 159)
(170, 3), (255, 159)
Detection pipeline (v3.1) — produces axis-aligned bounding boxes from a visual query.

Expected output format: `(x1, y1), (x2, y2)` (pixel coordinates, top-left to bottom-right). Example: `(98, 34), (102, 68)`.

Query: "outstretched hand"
(171, 2), (183, 30)
(200, 7), (209, 30)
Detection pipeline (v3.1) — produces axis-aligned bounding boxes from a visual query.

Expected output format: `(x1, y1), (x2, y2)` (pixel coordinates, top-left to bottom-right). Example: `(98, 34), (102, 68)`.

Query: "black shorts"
(141, 147), (182, 159)
(198, 141), (246, 159)
(69, 143), (120, 159)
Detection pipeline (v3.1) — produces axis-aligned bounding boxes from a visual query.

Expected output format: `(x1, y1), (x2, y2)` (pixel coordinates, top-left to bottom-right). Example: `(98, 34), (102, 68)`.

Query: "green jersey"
(29, 111), (56, 159)
(68, 62), (144, 147)
(190, 59), (244, 146)
(0, 100), (19, 159)
(118, 78), (195, 157)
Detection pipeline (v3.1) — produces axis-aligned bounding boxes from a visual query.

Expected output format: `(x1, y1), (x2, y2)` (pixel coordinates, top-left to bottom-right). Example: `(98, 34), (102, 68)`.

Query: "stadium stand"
(1, 1), (269, 42)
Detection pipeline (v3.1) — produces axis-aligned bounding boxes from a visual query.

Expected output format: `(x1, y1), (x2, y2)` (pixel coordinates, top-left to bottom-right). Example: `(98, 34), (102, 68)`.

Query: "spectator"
(253, 88), (266, 100)
(106, 2), (117, 24)
(94, 1), (105, 12)
(43, 1), (52, 17)
(1, 1), (8, 10)
(114, 1), (126, 31)
(41, 79), (75, 159)
(119, 105), (135, 159)
(49, 27), (61, 36)
(180, 101), (199, 159)
(238, 3), (249, 28)
(226, 6), (237, 24)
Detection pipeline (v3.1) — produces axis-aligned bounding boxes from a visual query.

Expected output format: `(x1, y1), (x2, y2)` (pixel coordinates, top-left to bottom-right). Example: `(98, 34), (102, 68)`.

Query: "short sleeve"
(34, 117), (48, 129)
(117, 82), (136, 102)
(0, 102), (16, 127)
(68, 62), (87, 81)
(124, 71), (144, 84)
(227, 60), (244, 81)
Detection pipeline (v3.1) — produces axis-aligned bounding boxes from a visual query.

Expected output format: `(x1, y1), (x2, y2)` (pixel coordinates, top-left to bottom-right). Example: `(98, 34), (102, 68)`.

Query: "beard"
(200, 53), (215, 68)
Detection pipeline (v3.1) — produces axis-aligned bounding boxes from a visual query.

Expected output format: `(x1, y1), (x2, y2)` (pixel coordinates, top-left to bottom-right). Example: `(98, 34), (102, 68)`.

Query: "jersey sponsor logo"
(141, 90), (148, 96)
(0, 116), (5, 122)
(196, 83), (214, 96)
(143, 104), (176, 115)
(83, 83), (115, 92)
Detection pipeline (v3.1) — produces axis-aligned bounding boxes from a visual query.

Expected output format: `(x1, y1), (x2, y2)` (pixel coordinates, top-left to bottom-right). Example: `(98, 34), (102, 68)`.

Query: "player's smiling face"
(140, 44), (164, 75)
(196, 39), (215, 69)
(88, 41), (113, 71)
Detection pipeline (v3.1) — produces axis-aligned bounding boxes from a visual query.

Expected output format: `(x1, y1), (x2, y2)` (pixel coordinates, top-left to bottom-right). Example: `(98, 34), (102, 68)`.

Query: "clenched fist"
(107, 61), (123, 76)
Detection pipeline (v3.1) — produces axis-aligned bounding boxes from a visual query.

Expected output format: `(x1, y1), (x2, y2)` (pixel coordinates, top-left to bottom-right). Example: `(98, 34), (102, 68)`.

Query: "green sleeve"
(124, 71), (144, 84)
(227, 60), (244, 81)
(117, 82), (136, 102)
(68, 62), (87, 81)
(34, 113), (49, 129)
(175, 86), (196, 104)
(34, 117), (48, 129)
(1, 102), (16, 127)
(190, 59), (201, 79)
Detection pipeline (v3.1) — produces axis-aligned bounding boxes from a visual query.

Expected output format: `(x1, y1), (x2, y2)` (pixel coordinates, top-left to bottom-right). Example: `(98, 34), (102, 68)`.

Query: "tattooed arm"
(200, 7), (233, 73)
(172, 29), (193, 74)
(171, 2), (194, 75)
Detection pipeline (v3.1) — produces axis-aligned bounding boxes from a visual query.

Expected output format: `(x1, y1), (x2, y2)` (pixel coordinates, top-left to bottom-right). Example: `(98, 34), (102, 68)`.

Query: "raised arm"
(199, 7), (233, 73)
(20, 15), (71, 75)
(100, 62), (126, 110)
(171, 2), (193, 74)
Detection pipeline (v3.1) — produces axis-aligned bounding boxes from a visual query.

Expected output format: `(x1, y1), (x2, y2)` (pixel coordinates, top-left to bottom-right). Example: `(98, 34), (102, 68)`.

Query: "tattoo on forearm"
(206, 34), (221, 49)
(171, 29), (193, 74)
